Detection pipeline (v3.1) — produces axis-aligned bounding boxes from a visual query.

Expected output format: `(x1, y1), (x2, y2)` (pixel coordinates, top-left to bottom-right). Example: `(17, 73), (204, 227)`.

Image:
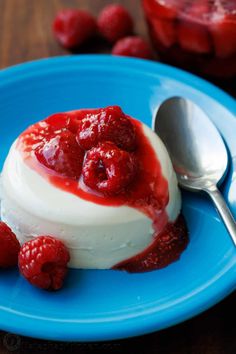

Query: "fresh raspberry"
(112, 36), (153, 59)
(0, 222), (20, 268)
(77, 106), (136, 151)
(18, 236), (70, 290)
(83, 142), (137, 195)
(97, 4), (133, 43)
(53, 9), (97, 49)
(114, 215), (188, 272)
(35, 130), (85, 179)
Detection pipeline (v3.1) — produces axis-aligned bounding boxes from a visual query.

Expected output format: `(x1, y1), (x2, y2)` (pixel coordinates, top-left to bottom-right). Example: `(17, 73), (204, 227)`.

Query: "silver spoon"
(153, 96), (236, 247)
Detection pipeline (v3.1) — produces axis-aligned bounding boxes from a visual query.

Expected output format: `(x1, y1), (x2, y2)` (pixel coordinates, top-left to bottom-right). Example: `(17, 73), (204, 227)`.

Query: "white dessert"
(0, 123), (181, 269)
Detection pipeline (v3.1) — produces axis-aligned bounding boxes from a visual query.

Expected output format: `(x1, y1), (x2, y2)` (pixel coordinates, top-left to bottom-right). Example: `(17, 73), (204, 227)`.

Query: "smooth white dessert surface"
(0, 123), (181, 268)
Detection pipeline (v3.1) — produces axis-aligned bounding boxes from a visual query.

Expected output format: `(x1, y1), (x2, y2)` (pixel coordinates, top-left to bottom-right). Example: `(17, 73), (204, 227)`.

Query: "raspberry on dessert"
(114, 215), (188, 272)
(112, 36), (153, 59)
(35, 130), (85, 179)
(53, 9), (97, 49)
(0, 222), (20, 268)
(97, 4), (134, 43)
(77, 105), (136, 151)
(18, 236), (70, 290)
(82, 142), (137, 195)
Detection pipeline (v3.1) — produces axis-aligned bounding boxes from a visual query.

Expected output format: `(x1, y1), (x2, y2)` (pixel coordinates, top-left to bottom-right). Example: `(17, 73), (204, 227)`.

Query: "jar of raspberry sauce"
(142, 0), (236, 78)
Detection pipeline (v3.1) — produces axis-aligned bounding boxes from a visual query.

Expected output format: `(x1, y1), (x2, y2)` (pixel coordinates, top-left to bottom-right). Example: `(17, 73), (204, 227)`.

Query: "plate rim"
(0, 55), (235, 342)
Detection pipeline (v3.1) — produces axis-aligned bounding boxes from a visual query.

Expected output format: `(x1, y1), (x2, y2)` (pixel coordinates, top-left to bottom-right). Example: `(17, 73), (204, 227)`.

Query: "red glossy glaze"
(17, 107), (188, 271)
(18, 108), (169, 219)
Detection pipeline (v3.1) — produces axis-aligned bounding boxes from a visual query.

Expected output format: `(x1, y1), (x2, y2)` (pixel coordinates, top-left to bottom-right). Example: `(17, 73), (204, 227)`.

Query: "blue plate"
(0, 56), (235, 342)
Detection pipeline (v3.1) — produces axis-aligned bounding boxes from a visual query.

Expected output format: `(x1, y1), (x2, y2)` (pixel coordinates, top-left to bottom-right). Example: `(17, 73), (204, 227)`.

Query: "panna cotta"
(0, 106), (188, 271)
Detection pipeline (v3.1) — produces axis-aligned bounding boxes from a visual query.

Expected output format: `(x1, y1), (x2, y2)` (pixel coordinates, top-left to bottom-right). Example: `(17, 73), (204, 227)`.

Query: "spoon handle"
(205, 185), (236, 247)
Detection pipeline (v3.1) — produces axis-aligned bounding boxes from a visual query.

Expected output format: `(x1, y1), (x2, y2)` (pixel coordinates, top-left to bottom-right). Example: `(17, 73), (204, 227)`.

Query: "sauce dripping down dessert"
(0, 106), (188, 272)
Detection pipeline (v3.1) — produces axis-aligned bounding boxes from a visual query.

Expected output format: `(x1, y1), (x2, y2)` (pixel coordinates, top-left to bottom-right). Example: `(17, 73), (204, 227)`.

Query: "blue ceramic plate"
(0, 56), (235, 342)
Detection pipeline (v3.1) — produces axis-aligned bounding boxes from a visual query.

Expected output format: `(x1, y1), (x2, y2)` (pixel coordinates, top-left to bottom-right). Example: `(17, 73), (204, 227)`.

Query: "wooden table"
(0, 1), (235, 353)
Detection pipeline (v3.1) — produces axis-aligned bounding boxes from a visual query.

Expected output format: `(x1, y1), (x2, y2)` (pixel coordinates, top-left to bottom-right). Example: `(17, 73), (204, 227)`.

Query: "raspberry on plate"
(112, 36), (153, 59)
(0, 222), (20, 268)
(97, 4), (134, 43)
(77, 105), (136, 151)
(18, 236), (70, 290)
(35, 130), (85, 179)
(53, 9), (97, 49)
(82, 142), (137, 195)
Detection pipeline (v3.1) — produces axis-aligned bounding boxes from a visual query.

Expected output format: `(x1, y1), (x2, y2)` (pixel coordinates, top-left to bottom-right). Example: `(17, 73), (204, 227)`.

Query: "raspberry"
(18, 236), (70, 290)
(35, 130), (85, 179)
(0, 222), (20, 268)
(77, 106), (136, 151)
(97, 4), (133, 43)
(112, 36), (153, 59)
(53, 9), (97, 49)
(83, 142), (137, 195)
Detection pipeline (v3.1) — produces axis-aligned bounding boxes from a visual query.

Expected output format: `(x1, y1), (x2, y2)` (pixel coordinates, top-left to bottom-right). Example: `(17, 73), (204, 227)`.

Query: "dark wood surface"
(0, 1), (235, 353)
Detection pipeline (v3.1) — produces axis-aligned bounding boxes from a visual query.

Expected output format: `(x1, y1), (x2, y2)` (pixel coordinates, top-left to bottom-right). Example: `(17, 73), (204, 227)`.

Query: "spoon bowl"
(154, 97), (236, 246)
(153, 97), (228, 191)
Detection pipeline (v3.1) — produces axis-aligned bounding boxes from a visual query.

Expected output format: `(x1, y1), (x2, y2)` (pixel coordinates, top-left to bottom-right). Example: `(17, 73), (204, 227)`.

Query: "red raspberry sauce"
(114, 214), (188, 272)
(17, 108), (188, 272)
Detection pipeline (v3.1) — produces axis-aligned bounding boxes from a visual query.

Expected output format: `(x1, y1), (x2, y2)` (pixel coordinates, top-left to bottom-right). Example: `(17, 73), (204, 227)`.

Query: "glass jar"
(142, 0), (236, 78)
